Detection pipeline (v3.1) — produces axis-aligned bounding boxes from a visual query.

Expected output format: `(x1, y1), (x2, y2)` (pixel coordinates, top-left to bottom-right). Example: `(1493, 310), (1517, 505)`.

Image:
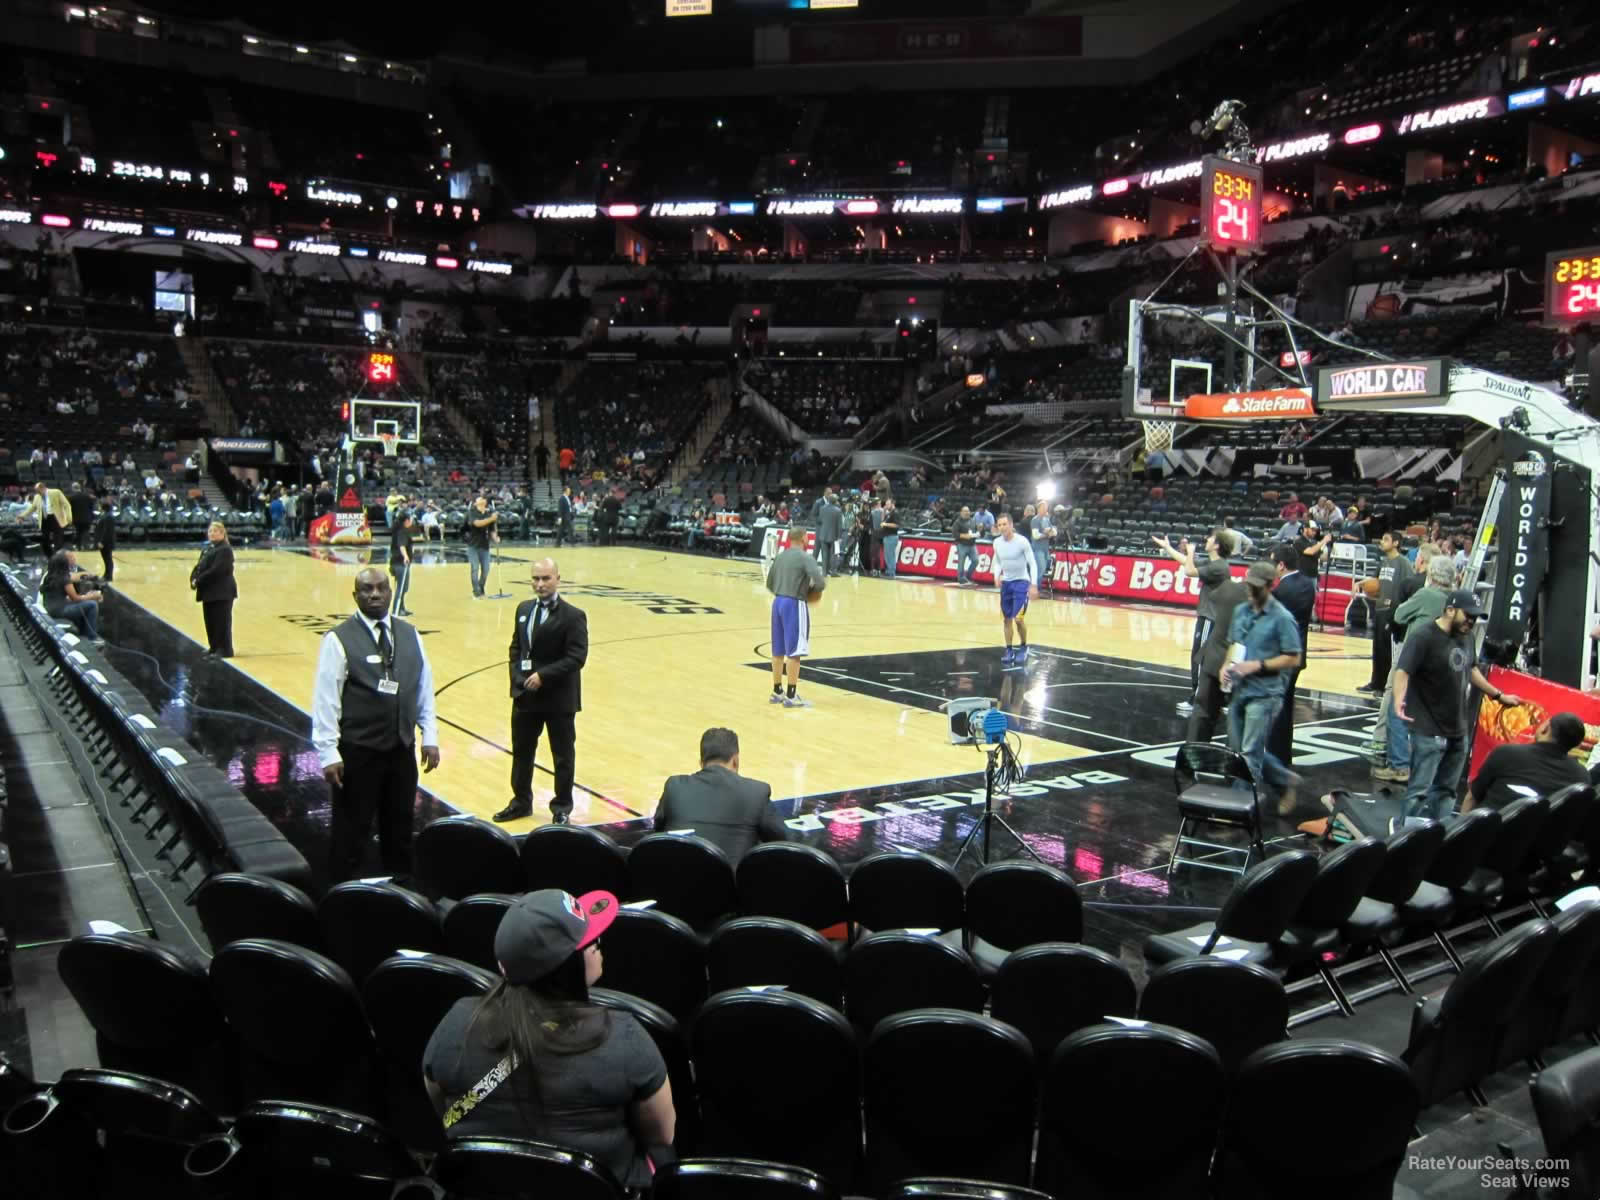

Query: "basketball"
(1360, 577), (1381, 598)
(807, 587), (824, 606)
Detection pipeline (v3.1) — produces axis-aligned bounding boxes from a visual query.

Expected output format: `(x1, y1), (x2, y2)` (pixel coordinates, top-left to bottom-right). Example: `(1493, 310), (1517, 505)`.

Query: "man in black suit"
(653, 727), (787, 861)
(189, 520), (237, 658)
(556, 485), (575, 549)
(1269, 544), (1318, 771)
(497, 557), (589, 825)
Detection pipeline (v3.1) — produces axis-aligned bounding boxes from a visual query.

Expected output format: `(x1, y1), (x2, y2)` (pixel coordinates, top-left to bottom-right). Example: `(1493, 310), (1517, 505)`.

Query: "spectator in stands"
(559, 445), (576, 478)
(269, 490), (286, 540)
(534, 442), (550, 480)
(40, 549), (104, 645)
(1278, 493), (1308, 521)
(1466, 712), (1589, 812)
(24, 481), (73, 557)
(880, 498), (901, 578)
(120, 454), (136, 472)
(1310, 495), (1340, 526)
(1222, 516), (1254, 557)
(652, 727), (786, 860)
(422, 888), (673, 1188)
(1360, 530), (1415, 695)
(1154, 531), (1241, 731)
(190, 522), (238, 658)
(954, 506), (978, 585)
(1029, 505), (1056, 589)
(1374, 553), (1455, 781)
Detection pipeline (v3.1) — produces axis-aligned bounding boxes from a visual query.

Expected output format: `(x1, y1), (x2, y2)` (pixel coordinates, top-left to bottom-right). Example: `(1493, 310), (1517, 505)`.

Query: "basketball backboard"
(350, 397), (422, 445)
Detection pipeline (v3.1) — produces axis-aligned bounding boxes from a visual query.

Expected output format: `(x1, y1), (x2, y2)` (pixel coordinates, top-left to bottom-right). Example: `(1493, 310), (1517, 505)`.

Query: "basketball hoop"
(379, 433), (398, 458)
(1142, 420), (1176, 452)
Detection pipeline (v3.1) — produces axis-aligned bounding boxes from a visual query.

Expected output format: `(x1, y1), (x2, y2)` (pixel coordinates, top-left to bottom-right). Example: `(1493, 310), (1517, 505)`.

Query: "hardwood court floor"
(111, 543), (1374, 829)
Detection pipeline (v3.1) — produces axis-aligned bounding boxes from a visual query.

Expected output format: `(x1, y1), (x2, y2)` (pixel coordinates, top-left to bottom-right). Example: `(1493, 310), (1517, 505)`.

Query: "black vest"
(332, 614), (422, 752)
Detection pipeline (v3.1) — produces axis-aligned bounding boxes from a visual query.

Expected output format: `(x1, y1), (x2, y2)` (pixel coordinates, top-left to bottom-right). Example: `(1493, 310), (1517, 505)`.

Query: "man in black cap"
(312, 567), (441, 881)
(1394, 588), (1521, 827)
(1221, 560), (1305, 815)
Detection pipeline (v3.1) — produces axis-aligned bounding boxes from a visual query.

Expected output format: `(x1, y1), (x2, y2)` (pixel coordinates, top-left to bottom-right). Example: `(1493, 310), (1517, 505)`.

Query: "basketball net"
(1142, 420), (1176, 452)
(379, 433), (398, 458)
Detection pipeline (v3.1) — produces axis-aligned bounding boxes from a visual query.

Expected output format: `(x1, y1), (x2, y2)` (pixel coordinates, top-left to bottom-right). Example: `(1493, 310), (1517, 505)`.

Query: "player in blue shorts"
(766, 523), (827, 707)
(991, 513), (1039, 667)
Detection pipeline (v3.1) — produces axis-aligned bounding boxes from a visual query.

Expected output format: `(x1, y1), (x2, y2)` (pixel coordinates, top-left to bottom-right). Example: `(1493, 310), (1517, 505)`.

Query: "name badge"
(365, 654), (383, 664)
(376, 679), (401, 696)
(520, 659), (533, 672)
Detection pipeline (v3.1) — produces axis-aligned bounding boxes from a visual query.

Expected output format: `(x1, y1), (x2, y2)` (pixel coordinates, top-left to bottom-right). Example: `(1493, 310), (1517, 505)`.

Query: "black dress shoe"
(550, 811), (570, 825)
(492, 802), (532, 823)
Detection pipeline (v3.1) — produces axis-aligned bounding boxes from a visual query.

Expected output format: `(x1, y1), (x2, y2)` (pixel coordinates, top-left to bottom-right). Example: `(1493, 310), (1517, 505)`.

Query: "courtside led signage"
(1316, 359), (1447, 406)
(1396, 97), (1501, 134)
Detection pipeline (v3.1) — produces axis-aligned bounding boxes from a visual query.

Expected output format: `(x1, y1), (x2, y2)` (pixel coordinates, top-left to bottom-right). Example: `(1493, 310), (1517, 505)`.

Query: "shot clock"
(366, 351), (397, 385)
(1200, 156), (1263, 252)
(1546, 247), (1600, 325)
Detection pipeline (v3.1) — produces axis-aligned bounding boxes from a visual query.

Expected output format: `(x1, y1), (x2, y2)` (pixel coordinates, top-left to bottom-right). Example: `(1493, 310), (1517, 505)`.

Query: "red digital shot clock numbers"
(367, 352), (397, 384)
(1546, 247), (1600, 324)
(1200, 156), (1263, 252)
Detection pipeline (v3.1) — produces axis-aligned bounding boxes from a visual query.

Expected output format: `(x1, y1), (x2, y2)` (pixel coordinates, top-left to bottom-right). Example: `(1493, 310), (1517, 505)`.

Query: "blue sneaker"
(1001, 647), (1016, 667)
(1016, 645), (1029, 664)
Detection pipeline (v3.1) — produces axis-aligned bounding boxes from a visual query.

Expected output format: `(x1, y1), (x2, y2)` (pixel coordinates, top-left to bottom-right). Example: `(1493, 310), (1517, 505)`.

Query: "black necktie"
(375, 620), (393, 668)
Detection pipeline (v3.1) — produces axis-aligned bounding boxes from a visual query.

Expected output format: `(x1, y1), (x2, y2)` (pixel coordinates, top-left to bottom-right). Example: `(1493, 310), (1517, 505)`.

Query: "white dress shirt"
(311, 611), (439, 768)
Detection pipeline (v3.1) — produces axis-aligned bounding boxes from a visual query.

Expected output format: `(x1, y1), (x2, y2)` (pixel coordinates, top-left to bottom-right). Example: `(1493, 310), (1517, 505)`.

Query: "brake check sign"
(1316, 358), (1447, 406)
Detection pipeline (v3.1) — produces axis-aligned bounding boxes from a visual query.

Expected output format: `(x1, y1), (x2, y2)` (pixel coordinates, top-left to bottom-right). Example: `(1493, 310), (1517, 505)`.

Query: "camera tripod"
(951, 741), (1040, 869)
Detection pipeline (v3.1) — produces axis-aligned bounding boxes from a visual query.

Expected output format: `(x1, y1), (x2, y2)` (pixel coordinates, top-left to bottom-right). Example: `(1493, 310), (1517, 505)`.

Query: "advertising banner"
(1485, 452), (1552, 656)
(888, 536), (1352, 623)
(1470, 666), (1600, 779)
(1183, 389), (1315, 420)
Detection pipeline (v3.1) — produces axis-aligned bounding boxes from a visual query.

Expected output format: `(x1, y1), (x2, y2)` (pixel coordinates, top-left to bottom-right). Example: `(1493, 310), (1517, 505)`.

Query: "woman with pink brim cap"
(423, 889), (675, 1187)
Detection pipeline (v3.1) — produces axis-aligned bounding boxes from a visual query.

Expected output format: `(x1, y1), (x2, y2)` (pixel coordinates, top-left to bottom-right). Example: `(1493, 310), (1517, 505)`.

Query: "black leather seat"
(57, 932), (232, 1111)
(693, 990), (860, 1187)
(434, 1136), (624, 1199)
(1144, 850), (1318, 967)
(1273, 837), (1386, 1012)
(1167, 741), (1263, 878)
(990, 943), (1136, 1060)
(1219, 1040), (1418, 1199)
(3, 1068), (224, 1200)
(848, 850), (964, 935)
(1405, 918), (1559, 1108)
(863, 1009), (1035, 1193)
(1339, 821), (1445, 992)
(843, 932), (984, 1034)
(598, 907), (708, 1024)
(184, 1100), (421, 1200)
(414, 815), (523, 900)
(1526, 784), (1595, 912)
(1035, 1021), (1224, 1199)
(1479, 795), (1550, 932)
(653, 1157), (841, 1200)
(707, 917), (844, 1009)
(964, 861), (1082, 974)
(441, 893), (516, 972)
(361, 953), (498, 1150)
(1421, 807), (1503, 965)
(1498, 901), (1600, 1069)
(520, 823), (629, 897)
(1138, 957), (1287, 1075)
(209, 938), (382, 1115)
(736, 843), (849, 932)
(316, 881), (445, 987)
(627, 833), (738, 932)
(1531, 1046), (1600, 1198)
(193, 872), (321, 953)
(590, 987), (700, 1154)
(886, 1180), (1053, 1200)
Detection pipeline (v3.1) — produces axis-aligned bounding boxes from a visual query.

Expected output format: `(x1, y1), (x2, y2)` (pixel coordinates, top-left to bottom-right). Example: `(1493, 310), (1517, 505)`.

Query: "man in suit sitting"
(653, 727), (787, 861)
(496, 557), (589, 826)
(1269, 544), (1317, 779)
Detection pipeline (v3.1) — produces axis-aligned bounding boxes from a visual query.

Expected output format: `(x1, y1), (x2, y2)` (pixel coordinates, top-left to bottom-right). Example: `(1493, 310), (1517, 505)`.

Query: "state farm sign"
(1184, 388), (1314, 420)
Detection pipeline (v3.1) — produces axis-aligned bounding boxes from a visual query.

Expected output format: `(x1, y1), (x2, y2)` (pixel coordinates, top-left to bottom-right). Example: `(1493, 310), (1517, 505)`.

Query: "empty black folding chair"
(441, 893), (516, 972)
(1531, 1046), (1600, 1199)
(736, 843), (849, 932)
(193, 872), (321, 953)
(1144, 850), (1318, 968)
(597, 907), (708, 1024)
(707, 917), (844, 1009)
(434, 1136), (624, 1199)
(414, 815), (523, 900)
(1138, 957), (1287, 1075)
(653, 1157), (841, 1200)
(317, 881), (445, 987)
(964, 861), (1083, 974)
(844, 932), (985, 1034)
(520, 824), (629, 898)
(848, 850), (964, 935)
(627, 833), (738, 932)
(990, 943), (1136, 1060)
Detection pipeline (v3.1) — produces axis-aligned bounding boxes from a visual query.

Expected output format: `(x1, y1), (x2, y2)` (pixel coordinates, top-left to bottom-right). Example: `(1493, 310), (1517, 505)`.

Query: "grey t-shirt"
(422, 998), (667, 1187)
(1194, 557), (1232, 623)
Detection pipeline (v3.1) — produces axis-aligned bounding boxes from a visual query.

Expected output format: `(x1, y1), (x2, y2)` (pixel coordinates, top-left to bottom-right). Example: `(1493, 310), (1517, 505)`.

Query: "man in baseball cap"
(1220, 561), (1305, 815)
(494, 888), (619, 984)
(1393, 587), (1520, 830)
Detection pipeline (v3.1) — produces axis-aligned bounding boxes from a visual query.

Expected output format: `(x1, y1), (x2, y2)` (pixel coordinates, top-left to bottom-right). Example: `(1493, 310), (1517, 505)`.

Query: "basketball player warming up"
(993, 513), (1038, 667)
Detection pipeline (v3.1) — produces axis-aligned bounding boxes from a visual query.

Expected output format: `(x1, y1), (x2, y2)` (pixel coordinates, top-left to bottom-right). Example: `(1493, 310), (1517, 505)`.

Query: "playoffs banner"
(1485, 451), (1552, 656)
(1471, 665), (1600, 779)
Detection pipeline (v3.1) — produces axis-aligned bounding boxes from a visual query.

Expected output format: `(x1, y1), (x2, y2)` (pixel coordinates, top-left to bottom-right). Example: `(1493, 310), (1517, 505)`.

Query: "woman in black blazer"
(190, 520), (237, 657)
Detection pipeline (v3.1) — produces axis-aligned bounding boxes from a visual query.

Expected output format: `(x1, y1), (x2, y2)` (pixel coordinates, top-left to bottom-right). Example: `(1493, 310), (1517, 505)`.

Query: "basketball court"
(95, 541), (1380, 898)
